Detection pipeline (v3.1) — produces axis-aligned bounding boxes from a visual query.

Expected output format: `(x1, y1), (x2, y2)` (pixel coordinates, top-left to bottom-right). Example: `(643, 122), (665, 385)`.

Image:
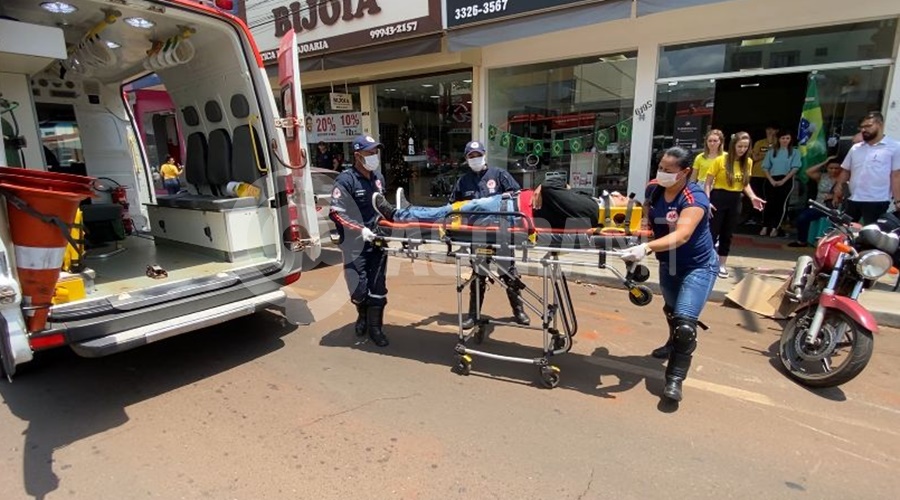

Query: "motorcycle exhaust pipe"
(788, 255), (814, 300)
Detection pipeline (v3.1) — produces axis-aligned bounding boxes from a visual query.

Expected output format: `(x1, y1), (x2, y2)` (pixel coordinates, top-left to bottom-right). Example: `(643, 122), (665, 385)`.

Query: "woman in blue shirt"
(621, 147), (718, 403)
(760, 130), (801, 237)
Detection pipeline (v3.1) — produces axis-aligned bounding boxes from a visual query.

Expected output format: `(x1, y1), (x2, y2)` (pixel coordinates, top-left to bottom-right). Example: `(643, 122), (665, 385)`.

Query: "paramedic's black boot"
(354, 304), (367, 337)
(652, 306), (676, 359)
(507, 287), (530, 326)
(372, 193), (396, 221)
(367, 305), (389, 347)
(462, 278), (486, 330)
(663, 352), (692, 402)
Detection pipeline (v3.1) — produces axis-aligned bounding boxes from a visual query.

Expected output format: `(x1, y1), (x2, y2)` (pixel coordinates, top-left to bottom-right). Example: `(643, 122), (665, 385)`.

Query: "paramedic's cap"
(352, 135), (382, 152)
(464, 141), (486, 156)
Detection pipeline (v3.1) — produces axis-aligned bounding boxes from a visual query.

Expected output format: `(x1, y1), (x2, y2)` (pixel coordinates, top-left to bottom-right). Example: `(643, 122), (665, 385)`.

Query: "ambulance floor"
(83, 235), (271, 298)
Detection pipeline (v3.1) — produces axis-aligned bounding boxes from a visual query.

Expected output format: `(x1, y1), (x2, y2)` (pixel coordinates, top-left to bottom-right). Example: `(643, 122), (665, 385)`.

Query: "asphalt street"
(1, 251), (899, 499)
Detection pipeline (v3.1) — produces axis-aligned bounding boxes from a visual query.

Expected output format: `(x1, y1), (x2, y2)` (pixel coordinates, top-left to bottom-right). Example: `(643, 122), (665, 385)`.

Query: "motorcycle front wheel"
(779, 309), (874, 388)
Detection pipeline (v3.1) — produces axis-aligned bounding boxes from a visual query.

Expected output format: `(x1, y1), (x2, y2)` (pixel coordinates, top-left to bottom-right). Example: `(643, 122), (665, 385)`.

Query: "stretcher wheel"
(453, 354), (472, 376)
(628, 285), (653, 306)
(629, 264), (650, 283)
(539, 365), (561, 389)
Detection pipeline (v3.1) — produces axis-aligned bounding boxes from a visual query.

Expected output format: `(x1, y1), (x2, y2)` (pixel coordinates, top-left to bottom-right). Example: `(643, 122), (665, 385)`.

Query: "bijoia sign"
(248, 0), (443, 63)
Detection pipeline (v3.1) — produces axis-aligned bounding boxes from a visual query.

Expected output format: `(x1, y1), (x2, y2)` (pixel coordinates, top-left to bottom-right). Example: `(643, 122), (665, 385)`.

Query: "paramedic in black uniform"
(329, 135), (390, 347)
(453, 140), (530, 329)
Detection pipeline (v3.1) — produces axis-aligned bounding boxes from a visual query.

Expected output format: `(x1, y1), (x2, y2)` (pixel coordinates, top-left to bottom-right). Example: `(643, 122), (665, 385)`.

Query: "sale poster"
(306, 112), (363, 143)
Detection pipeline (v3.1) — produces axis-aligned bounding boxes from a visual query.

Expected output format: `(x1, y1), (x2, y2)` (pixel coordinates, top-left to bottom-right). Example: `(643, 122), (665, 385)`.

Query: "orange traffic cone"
(0, 166), (95, 186)
(1, 178), (93, 332)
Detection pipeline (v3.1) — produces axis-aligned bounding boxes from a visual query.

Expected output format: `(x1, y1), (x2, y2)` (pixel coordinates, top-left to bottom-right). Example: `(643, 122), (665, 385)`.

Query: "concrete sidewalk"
(391, 233), (900, 328)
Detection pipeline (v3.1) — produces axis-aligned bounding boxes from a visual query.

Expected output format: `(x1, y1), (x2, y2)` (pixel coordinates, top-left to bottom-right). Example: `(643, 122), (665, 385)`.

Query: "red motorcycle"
(779, 200), (899, 387)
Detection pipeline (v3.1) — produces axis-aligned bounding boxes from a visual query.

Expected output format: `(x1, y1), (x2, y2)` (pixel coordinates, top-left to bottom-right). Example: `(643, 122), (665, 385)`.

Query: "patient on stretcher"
(372, 176), (629, 230)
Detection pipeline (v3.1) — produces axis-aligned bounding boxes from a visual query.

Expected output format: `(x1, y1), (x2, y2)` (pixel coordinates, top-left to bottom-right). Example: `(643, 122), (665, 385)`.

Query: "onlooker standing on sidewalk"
(760, 130), (801, 237)
(705, 131), (766, 279)
(690, 129), (725, 184)
(788, 156), (841, 247)
(834, 112), (900, 224)
(750, 124), (778, 224)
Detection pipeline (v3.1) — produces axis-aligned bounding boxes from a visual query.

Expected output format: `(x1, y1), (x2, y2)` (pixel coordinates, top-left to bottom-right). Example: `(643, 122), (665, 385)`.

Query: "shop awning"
(446, 0), (632, 52)
(636, 0), (734, 16)
(296, 35), (443, 73)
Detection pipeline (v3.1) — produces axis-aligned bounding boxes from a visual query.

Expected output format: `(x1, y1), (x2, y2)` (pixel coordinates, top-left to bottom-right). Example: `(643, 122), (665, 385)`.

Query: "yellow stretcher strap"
(62, 208), (85, 272)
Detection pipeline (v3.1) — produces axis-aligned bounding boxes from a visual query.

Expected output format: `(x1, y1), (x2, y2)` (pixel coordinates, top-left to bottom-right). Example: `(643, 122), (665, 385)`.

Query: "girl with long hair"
(759, 130), (801, 237)
(705, 132), (765, 278)
(690, 129), (725, 183)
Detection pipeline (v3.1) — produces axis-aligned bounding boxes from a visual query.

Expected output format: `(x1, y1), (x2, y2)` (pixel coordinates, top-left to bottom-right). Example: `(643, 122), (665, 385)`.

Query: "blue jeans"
(794, 208), (825, 243)
(658, 255), (718, 320)
(163, 178), (180, 195)
(396, 195), (504, 224)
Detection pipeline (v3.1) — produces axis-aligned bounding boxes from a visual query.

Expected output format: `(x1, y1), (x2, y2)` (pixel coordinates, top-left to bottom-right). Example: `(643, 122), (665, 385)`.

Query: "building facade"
(249, 0), (900, 203)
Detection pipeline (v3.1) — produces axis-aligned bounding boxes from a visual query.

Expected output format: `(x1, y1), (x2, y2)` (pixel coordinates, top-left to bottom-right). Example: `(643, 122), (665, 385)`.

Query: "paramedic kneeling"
(453, 140), (529, 328)
(620, 147), (718, 402)
(329, 135), (390, 347)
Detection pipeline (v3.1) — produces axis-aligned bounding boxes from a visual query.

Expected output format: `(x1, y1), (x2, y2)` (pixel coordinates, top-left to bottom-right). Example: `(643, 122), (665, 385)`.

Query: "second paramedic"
(453, 141), (529, 328)
(329, 135), (390, 348)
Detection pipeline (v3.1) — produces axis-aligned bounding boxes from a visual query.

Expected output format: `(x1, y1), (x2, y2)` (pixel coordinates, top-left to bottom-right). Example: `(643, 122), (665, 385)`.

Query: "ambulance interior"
(0, 0), (289, 307)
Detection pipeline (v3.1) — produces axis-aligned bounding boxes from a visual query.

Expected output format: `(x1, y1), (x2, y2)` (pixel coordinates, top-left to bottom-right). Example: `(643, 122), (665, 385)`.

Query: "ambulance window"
(36, 103), (85, 174)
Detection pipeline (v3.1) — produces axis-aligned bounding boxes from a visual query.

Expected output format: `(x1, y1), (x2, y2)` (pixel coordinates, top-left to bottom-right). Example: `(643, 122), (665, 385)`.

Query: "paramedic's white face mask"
(362, 154), (380, 171)
(467, 156), (486, 172)
(655, 170), (680, 188)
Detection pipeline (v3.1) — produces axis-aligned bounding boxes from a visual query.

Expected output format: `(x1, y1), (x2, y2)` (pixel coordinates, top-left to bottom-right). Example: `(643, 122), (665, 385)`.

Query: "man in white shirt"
(834, 111), (900, 224)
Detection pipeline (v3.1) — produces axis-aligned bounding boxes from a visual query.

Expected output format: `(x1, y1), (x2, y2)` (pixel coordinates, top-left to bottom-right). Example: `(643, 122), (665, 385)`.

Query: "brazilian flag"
(488, 125), (498, 142)
(551, 140), (564, 157)
(797, 75), (827, 183)
(533, 141), (544, 156)
(595, 129), (610, 149)
(570, 137), (583, 153)
(617, 121), (631, 141)
(499, 132), (511, 148)
(515, 137), (527, 153)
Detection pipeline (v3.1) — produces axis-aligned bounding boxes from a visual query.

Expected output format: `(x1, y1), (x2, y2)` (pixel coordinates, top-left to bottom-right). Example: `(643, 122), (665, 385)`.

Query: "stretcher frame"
(373, 209), (653, 388)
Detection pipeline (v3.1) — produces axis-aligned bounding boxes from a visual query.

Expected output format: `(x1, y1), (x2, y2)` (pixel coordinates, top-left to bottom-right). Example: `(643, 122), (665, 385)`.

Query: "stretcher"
(372, 204), (654, 389)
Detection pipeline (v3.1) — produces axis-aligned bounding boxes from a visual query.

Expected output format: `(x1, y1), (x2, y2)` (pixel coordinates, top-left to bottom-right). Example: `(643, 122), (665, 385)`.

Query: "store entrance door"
(712, 73), (808, 141)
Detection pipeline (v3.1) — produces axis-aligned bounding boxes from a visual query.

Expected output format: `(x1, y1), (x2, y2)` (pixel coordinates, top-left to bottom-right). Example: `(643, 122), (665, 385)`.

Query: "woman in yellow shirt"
(159, 155), (183, 195)
(704, 131), (765, 278)
(690, 129), (725, 183)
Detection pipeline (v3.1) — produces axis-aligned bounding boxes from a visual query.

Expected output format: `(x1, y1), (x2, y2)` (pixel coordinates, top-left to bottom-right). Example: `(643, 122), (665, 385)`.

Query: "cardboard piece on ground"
(725, 273), (794, 319)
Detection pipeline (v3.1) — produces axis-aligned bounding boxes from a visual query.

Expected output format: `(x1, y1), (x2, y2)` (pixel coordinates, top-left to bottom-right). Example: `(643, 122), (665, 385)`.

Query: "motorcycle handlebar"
(808, 199), (854, 226)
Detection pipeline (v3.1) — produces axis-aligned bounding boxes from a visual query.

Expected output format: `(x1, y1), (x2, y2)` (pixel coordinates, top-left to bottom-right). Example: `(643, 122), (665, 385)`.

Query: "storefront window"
(659, 19), (896, 79)
(488, 52), (638, 196)
(375, 72), (473, 204)
(304, 86), (362, 171)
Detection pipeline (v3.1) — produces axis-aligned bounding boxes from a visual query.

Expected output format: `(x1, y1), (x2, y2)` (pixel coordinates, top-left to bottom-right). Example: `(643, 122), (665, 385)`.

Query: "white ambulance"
(0, 0), (318, 377)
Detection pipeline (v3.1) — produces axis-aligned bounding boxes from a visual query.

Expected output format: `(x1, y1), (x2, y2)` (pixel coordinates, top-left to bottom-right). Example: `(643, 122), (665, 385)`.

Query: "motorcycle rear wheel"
(779, 309), (874, 388)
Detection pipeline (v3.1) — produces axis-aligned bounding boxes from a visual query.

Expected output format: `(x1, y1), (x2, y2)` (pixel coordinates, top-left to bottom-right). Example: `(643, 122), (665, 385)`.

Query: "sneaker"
(769, 228), (779, 237)
(717, 266), (729, 279)
(372, 192), (396, 221)
(759, 227), (768, 236)
(787, 241), (809, 248)
(395, 187), (411, 210)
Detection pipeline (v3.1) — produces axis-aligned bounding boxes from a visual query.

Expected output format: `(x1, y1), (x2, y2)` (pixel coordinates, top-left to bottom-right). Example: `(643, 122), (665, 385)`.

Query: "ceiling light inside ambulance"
(421, 84), (434, 88)
(430, 95), (440, 99)
(462, 79), (472, 83)
(106, 40), (121, 49)
(125, 17), (155, 29)
(740, 37), (776, 47)
(41, 2), (78, 14)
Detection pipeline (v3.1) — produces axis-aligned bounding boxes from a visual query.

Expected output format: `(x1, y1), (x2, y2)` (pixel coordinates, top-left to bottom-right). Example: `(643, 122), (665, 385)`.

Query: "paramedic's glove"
(620, 243), (651, 263)
(361, 227), (377, 243)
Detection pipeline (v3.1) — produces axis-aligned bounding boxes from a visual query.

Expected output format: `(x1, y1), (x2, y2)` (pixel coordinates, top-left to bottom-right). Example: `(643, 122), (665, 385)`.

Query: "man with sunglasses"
(834, 112), (900, 224)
